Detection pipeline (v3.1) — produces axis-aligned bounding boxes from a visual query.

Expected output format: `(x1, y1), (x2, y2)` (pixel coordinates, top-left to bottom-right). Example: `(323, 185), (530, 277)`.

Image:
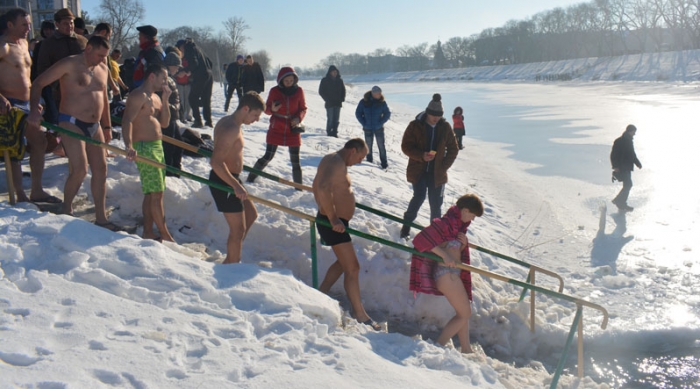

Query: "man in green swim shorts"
(122, 64), (175, 242)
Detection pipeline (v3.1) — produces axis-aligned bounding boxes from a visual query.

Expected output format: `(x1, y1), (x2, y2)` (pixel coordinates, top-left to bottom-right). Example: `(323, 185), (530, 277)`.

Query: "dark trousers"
(247, 144), (302, 184)
(41, 86), (58, 124)
(224, 85), (243, 111)
(325, 106), (341, 137)
(457, 135), (464, 149)
(162, 121), (182, 177)
(363, 128), (388, 168)
(403, 171), (444, 224)
(613, 170), (633, 205)
(190, 77), (213, 125)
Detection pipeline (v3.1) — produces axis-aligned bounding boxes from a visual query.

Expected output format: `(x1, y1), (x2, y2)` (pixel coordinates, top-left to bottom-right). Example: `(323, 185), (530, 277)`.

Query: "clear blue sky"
(82, 0), (584, 68)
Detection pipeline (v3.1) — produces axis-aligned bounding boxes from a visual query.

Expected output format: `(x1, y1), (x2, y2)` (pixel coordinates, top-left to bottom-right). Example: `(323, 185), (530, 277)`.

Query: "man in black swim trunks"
(313, 138), (380, 329)
(29, 36), (116, 229)
(210, 92), (265, 264)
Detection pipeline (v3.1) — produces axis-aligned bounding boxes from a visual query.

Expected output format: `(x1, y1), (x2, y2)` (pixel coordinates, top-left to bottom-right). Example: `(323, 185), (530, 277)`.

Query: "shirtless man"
(313, 138), (380, 329)
(209, 92), (265, 264)
(0, 8), (53, 203)
(28, 35), (115, 229)
(122, 64), (174, 242)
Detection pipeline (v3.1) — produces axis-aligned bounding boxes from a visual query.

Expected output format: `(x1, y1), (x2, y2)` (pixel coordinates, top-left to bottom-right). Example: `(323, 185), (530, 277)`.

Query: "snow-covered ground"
(3, 51), (700, 388)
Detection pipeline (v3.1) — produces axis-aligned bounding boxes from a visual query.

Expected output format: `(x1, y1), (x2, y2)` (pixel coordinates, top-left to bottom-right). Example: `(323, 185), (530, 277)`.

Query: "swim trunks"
(209, 169), (244, 213)
(134, 140), (166, 194)
(58, 113), (100, 138)
(0, 106), (28, 161)
(316, 213), (351, 246)
(7, 98), (30, 114)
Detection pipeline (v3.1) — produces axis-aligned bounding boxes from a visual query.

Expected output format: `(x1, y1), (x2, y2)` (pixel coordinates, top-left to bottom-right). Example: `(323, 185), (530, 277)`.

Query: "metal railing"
(48, 120), (607, 388)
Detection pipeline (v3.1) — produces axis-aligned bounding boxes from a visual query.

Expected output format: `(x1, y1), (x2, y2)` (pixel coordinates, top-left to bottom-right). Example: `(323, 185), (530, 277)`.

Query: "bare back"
(59, 55), (108, 123)
(313, 153), (356, 220)
(128, 87), (164, 143)
(212, 115), (244, 175)
(0, 37), (31, 100)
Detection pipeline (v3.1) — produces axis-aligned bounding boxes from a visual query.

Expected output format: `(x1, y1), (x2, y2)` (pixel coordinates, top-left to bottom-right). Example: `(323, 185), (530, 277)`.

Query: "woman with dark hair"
(246, 67), (307, 185)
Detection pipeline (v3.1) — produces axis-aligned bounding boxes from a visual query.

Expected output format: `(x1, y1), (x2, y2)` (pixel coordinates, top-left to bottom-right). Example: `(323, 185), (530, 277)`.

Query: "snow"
(3, 50), (700, 388)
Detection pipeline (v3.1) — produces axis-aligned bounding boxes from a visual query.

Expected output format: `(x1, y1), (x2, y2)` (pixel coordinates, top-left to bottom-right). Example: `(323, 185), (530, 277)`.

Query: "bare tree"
(98, 0), (145, 50)
(222, 17), (249, 55)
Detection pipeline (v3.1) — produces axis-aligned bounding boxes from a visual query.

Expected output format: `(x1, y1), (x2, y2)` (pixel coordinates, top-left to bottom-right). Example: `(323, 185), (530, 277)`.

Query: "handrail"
(152, 132), (565, 296)
(48, 120), (606, 384)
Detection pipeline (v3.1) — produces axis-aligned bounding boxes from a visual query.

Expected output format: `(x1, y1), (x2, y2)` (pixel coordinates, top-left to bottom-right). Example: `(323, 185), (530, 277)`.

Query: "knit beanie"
(164, 52), (182, 67)
(425, 93), (444, 117)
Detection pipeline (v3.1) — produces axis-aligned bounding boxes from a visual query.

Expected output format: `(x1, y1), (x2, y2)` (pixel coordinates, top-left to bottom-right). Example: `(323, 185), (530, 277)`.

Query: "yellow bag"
(0, 107), (27, 160)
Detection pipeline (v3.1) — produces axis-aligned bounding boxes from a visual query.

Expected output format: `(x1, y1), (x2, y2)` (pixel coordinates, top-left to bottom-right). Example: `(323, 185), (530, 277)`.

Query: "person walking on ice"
(610, 124), (642, 212)
(410, 194), (484, 353)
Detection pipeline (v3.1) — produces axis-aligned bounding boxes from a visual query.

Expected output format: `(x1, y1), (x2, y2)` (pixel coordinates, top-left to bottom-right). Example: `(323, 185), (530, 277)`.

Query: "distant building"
(31, 0), (81, 33)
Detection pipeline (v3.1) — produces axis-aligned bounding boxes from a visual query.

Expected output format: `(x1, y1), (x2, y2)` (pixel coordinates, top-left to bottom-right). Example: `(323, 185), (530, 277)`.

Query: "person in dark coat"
(610, 124), (643, 211)
(355, 85), (391, 169)
(241, 55), (265, 94)
(400, 94), (459, 239)
(246, 67), (307, 185)
(182, 39), (213, 128)
(132, 25), (165, 87)
(318, 65), (346, 137)
(224, 54), (245, 111)
(36, 8), (87, 124)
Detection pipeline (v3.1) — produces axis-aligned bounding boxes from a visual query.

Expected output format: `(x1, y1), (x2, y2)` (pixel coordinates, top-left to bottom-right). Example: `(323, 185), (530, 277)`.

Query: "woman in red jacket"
(452, 106), (465, 150)
(410, 194), (484, 353)
(246, 67), (307, 184)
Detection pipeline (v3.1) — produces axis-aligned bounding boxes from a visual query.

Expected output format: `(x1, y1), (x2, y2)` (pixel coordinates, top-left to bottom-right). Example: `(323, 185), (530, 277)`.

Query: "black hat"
(425, 93), (444, 117)
(73, 17), (85, 29)
(136, 25), (158, 39)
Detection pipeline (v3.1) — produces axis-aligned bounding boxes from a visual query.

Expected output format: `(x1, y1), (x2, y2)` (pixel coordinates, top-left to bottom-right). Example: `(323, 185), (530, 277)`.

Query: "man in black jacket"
(318, 65), (345, 137)
(610, 124), (642, 211)
(241, 55), (265, 95)
(182, 39), (213, 127)
(224, 55), (245, 112)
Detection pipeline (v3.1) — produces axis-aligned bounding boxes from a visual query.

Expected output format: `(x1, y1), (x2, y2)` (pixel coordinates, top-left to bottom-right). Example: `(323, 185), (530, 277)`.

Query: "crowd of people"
(1, 7), (642, 352)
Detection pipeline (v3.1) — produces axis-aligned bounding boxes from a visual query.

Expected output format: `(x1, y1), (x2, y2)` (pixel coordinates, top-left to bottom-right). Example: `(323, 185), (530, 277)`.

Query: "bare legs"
(436, 271), (473, 353)
(142, 191), (174, 242)
(222, 199), (257, 264)
(319, 242), (372, 323)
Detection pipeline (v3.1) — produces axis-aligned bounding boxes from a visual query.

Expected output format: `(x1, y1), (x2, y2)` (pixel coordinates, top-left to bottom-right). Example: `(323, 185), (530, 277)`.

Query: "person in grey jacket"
(355, 85), (390, 169)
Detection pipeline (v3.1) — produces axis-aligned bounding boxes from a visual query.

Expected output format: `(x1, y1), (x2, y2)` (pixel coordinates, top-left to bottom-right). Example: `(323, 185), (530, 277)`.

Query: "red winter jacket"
(409, 206), (473, 300)
(265, 67), (307, 147)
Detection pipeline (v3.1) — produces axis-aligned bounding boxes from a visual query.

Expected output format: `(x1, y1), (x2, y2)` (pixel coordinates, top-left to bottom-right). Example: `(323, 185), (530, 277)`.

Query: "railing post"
(310, 220), (318, 289)
(550, 305), (583, 389)
(530, 269), (536, 333)
(578, 310), (584, 378)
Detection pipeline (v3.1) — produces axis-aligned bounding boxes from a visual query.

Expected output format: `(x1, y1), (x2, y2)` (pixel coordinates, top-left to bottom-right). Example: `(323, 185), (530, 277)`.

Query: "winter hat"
(276, 66), (299, 85)
(73, 17), (86, 30)
(175, 39), (186, 48)
(236, 54), (244, 61)
(136, 25), (158, 39)
(425, 93), (444, 117)
(371, 85), (382, 94)
(54, 8), (74, 22)
(164, 52), (182, 67)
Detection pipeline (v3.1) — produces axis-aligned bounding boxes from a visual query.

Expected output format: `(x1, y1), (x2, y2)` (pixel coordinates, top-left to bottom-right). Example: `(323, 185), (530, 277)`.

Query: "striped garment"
(409, 205), (473, 300)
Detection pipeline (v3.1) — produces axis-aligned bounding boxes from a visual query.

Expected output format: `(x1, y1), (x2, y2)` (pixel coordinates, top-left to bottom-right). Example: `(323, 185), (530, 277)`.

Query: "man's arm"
(210, 125), (247, 200)
(121, 92), (145, 160)
(401, 121), (425, 161)
(156, 91), (171, 128)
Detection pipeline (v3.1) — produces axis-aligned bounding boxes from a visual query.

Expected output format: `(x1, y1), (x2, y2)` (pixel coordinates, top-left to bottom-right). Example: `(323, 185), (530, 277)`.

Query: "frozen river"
(363, 81), (700, 388)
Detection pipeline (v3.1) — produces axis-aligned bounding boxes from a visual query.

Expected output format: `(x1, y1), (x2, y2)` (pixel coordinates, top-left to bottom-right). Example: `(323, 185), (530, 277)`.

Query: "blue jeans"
(403, 171), (444, 223)
(363, 128), (388, 168)
(326, 106), (341, 137)
(613, 170), (633, 205)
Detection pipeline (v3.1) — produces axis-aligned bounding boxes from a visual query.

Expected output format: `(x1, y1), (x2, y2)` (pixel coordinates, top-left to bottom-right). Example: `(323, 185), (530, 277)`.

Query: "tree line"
(298, 0), (700, 76)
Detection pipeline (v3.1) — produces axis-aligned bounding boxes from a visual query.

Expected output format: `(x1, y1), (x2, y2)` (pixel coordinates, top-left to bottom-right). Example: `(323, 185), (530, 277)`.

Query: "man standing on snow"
(319, 65), (345, 137)
(313, 138), (381, 331)
(208, 92), (266, 264)
(611, 124), (642, 212)
(399, 94), (459, 239)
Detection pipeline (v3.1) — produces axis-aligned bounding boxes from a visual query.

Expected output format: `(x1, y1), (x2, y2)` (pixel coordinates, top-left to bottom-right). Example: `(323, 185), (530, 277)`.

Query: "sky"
(82, 0), (585, 69)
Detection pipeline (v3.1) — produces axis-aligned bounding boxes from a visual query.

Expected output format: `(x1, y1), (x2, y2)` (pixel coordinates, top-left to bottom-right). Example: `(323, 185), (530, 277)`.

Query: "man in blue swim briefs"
(0, 8), (54, 203)
(29, 35), (119, 230)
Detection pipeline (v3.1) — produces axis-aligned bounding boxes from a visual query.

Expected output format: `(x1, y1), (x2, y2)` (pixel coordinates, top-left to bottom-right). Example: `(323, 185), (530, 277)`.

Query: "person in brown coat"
(400, 93), (459, 239)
